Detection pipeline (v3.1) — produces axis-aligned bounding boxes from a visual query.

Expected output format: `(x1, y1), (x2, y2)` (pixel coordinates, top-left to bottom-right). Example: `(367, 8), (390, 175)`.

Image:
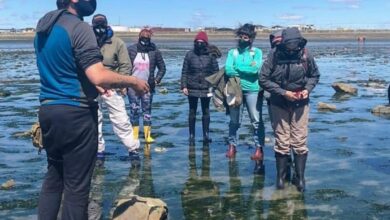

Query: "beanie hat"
(92, 14), (108, 27)
(194, 31), (208, 43)
(139, 28), (153, 38)
(56, 0), (70, 9)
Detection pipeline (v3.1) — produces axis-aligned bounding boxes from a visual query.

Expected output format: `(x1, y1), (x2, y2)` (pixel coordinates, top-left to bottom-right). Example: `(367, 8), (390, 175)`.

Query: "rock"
(371, 105), (390, 115)
(0, 90), (11, 97)
(1, 179), (15, 190)
(318, 102), (337, 111)
(332, 83), (358, 94)
(154, 147), (167, 153)
(265, 136), (272, 144)
(158, 87), (168, 94)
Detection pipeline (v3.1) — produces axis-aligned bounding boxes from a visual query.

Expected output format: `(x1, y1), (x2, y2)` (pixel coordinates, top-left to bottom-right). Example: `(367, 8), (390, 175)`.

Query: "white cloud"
(328, 0), (361, 9)
(278, 14), (304, 21)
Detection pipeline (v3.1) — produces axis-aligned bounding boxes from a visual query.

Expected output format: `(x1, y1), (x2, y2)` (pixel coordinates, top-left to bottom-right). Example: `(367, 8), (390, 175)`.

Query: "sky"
(1, 0), (390, 29)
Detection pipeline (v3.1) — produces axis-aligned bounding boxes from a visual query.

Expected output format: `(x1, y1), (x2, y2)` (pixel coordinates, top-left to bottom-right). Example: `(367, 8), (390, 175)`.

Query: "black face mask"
(238, 39), (251, 48)
(139, 37), (151, 46)
(194, 41), (207, 54)
(74, 0), (96, 17)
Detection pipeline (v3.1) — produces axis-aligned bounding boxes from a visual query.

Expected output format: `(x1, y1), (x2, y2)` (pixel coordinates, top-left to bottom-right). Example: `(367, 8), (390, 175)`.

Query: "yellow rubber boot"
(144, 126), (155, 143)
(133, 126), (139, 140)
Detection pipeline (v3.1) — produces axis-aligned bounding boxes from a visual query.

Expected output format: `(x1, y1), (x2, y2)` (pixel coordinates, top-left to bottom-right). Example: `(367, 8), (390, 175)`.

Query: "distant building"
(254, 25), (267, 31)
(152, 27), (190, 32)
(111, 25), (129, 32)
(128, 27), (142, 33)
(0, 29), (12, 33)
(271, 25), (284, 30)
(216, 27), (234, 32)
(204, 27), (218, 32)
(22, 28), (35, 33)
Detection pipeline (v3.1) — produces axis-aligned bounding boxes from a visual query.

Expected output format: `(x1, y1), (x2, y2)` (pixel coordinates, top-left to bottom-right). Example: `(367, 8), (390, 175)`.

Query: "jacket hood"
(281, 27), (307, 47)
(36, 9), (67, 35)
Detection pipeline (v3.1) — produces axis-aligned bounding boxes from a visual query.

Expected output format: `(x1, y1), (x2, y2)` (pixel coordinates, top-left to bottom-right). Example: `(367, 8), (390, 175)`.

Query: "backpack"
(31, 121), (44, 154)
(112, 196), (168, 220)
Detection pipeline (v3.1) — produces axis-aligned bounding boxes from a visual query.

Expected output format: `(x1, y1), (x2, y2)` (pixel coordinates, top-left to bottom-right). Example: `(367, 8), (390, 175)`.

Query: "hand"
(118, 88), (127, 96)
(132, 78), (150, 96)
(96, 86), (112, 97)
(300, 89), (309, 99)
(284, 91), (298, 101)
(182, 88), (189, 96)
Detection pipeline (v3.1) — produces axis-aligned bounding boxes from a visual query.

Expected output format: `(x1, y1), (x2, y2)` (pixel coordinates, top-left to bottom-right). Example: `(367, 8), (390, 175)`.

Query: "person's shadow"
(181, 142), (222, 219)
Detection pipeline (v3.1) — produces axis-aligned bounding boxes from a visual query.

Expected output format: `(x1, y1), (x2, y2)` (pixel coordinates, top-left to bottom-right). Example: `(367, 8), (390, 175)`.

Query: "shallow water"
(0, 39), (389, 220)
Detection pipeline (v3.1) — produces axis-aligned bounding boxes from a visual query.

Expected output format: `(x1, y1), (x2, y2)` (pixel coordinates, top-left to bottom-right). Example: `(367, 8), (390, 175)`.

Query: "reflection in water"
(88, 144), (155, 219)
(181, 143), (222, 219)
(268, 188), (308, 220)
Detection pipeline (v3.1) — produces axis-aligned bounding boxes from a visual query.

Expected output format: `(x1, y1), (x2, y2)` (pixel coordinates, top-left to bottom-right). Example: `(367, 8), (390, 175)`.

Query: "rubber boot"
(225, 144), (237, 159)
(133, 126), (139, 140)
(189, 114), (196, 142)
(253, 160), (265, 175)
(251, 146), (264, 161)
(144, 126), (155, 143)
(292, 153), (308, 192)
(286, 154), (293, 183)
(275, 152), (290, 190)
(202, 116), (212, 143)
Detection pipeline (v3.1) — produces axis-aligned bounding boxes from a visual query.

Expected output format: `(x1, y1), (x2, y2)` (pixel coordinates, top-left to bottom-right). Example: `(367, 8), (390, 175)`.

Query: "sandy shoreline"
(1, 30), (390, 41)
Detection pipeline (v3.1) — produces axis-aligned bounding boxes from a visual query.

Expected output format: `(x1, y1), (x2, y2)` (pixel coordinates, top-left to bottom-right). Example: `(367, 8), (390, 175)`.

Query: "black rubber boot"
(202, 116), (212, 143)
(189, 114), (196, 142)
(285, 154), (293, 183)
(387, 84), (390, 105)
(292, 153), (308, 192)
(275, 152), (290, 190)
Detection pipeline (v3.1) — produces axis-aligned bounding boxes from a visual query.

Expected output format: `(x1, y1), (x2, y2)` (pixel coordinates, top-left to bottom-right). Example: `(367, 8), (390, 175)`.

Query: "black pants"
(38, 105), (98, 220)
(188, 96), (211, 118)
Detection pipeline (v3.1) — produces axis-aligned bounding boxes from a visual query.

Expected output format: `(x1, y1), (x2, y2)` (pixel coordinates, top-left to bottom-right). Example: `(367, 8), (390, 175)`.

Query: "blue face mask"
(74, 0), (96, 17)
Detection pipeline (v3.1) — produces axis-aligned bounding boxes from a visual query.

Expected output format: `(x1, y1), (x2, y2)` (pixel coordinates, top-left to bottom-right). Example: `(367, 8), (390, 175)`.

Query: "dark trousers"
(38, 105), (98, 220)
(188, 96), (211, 118)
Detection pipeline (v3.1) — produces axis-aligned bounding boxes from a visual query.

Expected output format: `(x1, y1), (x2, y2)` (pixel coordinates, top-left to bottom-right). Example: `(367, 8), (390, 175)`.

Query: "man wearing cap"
(35, 1), (149, 219)
(92, 14), (140, 162)
(127, 28), (166, 144)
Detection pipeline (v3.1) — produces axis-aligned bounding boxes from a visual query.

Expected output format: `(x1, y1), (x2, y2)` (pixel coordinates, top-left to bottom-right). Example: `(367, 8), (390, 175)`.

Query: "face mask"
(139, 37), (151, 46)
(194, 41), (207, 49)
(93, 26), (107, 37)
(238, 39), (251, 48)
(74, 0), (96, 17)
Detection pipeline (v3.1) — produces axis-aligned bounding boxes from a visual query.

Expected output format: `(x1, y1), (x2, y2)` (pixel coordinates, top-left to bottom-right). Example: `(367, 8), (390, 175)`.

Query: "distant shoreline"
(1, 30), (389, 41)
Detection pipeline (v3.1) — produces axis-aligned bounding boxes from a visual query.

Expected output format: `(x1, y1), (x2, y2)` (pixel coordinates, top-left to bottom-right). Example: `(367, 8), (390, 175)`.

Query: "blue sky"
(1, 0), (390, 29)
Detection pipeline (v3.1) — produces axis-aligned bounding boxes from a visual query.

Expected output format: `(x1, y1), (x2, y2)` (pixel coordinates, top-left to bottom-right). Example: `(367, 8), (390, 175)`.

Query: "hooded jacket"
(127, 43), (166, 92)
(259, 28), (320, 108)
(35, 10), (102, 107)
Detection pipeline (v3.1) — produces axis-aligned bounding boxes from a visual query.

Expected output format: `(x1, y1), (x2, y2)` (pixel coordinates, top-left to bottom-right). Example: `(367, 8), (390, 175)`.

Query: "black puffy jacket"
(181, 50), (219, 97)
(127, 43), (166, 92)
(259, 48), (320, 108)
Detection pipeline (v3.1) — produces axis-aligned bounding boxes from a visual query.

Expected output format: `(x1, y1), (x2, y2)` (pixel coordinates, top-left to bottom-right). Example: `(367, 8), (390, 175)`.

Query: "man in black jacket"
(260, 27), (320, 192)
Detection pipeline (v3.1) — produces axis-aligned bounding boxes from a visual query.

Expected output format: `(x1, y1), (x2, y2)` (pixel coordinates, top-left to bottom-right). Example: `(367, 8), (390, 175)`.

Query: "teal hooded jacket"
(225, 47), (263, 92)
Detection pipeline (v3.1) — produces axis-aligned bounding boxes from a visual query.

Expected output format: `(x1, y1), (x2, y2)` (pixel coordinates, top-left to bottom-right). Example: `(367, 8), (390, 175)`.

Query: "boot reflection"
(268, 187), (308, 219)
(221, 159), (245, 219)
(245, 173), (266, 219)
(181, 142), (222, 219)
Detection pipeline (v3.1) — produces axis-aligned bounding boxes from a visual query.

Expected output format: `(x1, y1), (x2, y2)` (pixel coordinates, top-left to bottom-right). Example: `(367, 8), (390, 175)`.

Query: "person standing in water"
(181, 31), (219, 143)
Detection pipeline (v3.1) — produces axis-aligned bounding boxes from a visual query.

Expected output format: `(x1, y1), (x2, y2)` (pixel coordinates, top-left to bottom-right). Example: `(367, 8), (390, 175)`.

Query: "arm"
(211, 55), (219, 74)
(116, 39), (132, 75)
(181, 52), (190, 90)
(85, 62), (149, 94)
(154, 49), (166, 84)
(236, 48), (263, 74)
(259, 52), (286, 96)
(225, 49), (239, 77)
(304, 56), (320, 93)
